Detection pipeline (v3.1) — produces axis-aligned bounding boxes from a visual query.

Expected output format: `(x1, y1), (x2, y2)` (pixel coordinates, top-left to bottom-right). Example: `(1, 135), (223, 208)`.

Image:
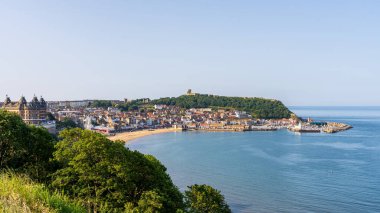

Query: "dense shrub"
(51, 128), (183, 212)
(184, 184), (231, 213)
(0, 110), (231, 212)
(0, 110), (55, 182)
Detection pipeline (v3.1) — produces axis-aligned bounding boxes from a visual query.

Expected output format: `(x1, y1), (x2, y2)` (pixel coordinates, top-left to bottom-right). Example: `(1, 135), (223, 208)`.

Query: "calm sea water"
(127, 107), (380, 213)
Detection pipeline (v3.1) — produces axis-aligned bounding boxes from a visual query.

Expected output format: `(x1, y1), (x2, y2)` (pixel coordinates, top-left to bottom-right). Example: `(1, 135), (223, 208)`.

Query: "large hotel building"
(2, 95), (47, 125)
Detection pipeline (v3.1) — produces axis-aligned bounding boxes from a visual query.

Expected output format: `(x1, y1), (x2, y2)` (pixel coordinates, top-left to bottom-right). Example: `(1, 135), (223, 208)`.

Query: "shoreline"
(108, 128), (182, 143)
(108, 122), (353, 143)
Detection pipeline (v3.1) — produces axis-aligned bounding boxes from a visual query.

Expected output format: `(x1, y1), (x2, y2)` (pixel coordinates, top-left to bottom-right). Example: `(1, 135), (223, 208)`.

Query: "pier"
(288, 122), (352, 134)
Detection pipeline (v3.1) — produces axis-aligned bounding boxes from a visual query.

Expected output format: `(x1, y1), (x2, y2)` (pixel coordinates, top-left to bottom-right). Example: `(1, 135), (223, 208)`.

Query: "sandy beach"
(108, 128), (181, 143)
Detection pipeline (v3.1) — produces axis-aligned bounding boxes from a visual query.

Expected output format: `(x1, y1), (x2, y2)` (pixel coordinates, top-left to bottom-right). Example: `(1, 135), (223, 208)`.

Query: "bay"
(127, 107), (380, 212)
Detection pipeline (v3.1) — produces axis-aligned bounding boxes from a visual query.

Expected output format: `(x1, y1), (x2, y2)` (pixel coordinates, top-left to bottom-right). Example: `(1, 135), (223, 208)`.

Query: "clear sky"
(0, 0), (379, 106)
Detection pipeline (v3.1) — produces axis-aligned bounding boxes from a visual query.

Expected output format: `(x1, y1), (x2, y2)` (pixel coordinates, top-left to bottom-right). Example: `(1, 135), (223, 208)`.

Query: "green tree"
(143, 155), (184, 211)
(22, 125), (56, 182)
(51, 128), (183, 212)
(0, 110), (56, 182)
(56, 118), (80, 130)
(47, 112), (56, 121)
(125, 190), (164, 213)
(0, 110), (29, 169)
(91, 100), (113, 109)
(184, 184), (231, 213)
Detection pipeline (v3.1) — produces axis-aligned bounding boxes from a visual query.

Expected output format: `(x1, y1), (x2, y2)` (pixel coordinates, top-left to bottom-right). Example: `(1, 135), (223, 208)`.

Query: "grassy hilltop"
(151, 94), (292, 119)
(96, 93), (293, 119)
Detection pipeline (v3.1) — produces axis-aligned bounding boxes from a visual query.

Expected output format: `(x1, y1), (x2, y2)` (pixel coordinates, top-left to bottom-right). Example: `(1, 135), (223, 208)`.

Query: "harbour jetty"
(288, 121), (352, 134)
(322, 122), (353, 133)
(288, 123), (320, 133)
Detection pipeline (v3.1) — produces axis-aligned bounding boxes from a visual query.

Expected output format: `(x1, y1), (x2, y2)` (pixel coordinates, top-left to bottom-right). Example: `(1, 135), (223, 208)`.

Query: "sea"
(126, 106), (380, 213)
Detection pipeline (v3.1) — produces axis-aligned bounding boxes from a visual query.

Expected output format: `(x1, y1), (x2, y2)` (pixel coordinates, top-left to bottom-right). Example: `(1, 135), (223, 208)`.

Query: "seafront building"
(2, 95), (56, 134)
(2, 95), (47, 125)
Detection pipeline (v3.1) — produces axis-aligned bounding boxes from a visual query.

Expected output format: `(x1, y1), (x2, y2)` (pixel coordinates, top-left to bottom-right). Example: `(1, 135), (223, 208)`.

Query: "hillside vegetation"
(0, 109), (231, 212)
(152, 94), (292, 119)
(0, 172), (85, 213)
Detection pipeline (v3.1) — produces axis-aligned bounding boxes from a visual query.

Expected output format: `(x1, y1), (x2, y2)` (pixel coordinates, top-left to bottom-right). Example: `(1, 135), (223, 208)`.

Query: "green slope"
(0, 172), (85, 213)
(152, 94), (292, 119)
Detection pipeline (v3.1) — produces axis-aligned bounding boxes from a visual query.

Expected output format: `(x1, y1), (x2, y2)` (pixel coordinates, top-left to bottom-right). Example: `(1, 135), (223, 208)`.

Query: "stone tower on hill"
(186, 89), (198, 96)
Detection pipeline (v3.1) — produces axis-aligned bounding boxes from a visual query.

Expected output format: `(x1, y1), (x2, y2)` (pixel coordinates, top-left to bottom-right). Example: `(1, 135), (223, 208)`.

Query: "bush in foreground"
(0, 110), (55, 183)
(0, 110), (232, 212)
(184, 184), (231, 213)
(51, 128), (183, 212)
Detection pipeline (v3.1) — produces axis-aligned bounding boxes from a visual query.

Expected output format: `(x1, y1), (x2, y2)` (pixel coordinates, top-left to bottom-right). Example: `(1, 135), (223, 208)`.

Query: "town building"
(2, 95), (47, 125)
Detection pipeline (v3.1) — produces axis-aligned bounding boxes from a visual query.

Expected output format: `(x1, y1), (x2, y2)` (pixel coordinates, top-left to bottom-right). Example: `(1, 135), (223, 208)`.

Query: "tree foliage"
(47, 112), (56, 121)
(56, 118), (80, 131)
(0, 110), (29, 169)
(0, 110), (55, 182)
(51, 128), (183, 212)
(151, 94), (291, 119)
(184, 184), (231, 213)
(23, 125), (56, 182)
(0, 110), (232, 212)
(118, 99), (151, 112)
(125, 190), (164, 213)
(91, 100), (113, 109)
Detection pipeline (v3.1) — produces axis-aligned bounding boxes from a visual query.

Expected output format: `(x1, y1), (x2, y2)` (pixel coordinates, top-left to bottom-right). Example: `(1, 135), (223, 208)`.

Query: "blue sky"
(0, 0), (379, 105)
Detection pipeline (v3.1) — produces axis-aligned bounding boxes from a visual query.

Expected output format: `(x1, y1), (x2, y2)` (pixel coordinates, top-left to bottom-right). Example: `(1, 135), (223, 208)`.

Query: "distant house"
(199, 123), (210, 129)
(235, 111), (249, 119)
(186, 122), (197, 129)
(58, 100), (90, 108)
(154, 104), (165, 110)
